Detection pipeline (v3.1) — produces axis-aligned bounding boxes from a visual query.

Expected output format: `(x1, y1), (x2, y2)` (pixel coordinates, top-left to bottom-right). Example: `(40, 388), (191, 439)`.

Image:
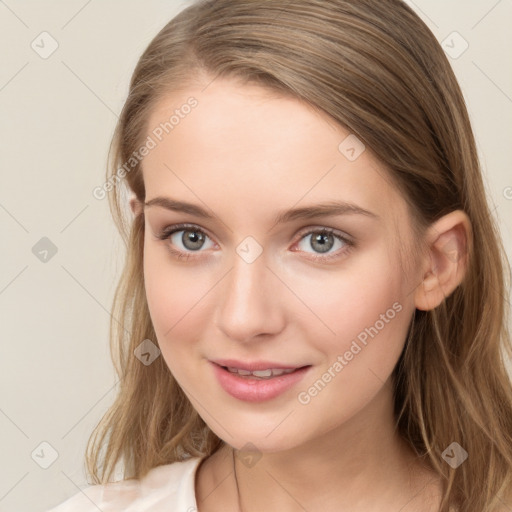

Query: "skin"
(131, 76), (471, 511)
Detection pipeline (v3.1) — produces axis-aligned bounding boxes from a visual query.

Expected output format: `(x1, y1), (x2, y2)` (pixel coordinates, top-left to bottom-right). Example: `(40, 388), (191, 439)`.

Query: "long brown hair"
(86, 1), (512, 509)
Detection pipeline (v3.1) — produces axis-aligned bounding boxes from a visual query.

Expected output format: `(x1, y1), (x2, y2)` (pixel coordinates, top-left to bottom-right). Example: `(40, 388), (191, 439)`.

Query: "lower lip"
(210, 362), (311, 402)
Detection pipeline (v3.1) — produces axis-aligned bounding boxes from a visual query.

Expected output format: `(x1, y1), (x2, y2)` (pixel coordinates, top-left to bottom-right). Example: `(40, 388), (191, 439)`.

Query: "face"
(139, 77), (422, 453)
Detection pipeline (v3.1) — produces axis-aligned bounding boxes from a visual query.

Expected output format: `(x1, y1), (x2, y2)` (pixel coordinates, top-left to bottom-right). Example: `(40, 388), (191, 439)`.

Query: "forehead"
(142, 78), (408, 227)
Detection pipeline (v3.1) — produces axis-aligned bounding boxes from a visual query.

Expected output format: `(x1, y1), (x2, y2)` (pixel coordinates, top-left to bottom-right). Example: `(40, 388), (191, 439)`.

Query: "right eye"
(157, 223), (216, 260)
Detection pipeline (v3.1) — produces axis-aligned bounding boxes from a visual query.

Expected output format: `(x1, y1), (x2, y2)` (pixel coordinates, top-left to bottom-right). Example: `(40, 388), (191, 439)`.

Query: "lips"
(210, 361), (312, 402)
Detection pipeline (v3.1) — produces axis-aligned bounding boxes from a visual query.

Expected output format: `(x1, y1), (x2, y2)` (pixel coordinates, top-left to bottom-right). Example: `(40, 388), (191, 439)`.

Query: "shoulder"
(45, 457), (203, 512)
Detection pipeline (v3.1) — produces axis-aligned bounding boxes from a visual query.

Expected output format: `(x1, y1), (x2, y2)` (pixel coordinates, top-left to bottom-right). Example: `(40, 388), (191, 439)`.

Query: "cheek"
(290, 247), (410, 352)
(292, 249), (412, 411)
(143, 243), (212, 372)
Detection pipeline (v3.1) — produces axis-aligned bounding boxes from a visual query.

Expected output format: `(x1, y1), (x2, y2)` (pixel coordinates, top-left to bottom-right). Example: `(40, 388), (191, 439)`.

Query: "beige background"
(0, 1), (511, 511)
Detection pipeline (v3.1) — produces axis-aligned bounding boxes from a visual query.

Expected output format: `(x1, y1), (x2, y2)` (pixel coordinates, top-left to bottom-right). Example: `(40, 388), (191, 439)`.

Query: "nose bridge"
(215, 244), (284, 341)
(224, 248), (271, 316)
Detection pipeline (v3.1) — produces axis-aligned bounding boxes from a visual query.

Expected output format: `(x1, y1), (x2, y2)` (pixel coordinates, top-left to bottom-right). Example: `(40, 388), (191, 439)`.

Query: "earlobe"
(414, 210), (472, 311)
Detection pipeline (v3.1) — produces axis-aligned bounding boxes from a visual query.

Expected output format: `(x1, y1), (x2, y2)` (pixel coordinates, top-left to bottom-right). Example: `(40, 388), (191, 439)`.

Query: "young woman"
(48, 0), (512, 510)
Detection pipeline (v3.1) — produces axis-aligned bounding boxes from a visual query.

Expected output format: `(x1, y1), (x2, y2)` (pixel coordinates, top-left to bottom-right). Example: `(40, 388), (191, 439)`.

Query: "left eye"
(295, 229), (350, 257)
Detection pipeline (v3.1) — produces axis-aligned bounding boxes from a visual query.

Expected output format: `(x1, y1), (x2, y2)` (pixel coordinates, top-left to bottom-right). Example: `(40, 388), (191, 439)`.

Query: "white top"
(46, 456), (203, 512)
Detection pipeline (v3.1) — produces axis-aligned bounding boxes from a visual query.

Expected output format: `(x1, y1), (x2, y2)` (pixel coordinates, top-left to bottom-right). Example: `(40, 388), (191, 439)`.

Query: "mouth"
(217, 364), (310, 379)
(210, 361), (313, 402)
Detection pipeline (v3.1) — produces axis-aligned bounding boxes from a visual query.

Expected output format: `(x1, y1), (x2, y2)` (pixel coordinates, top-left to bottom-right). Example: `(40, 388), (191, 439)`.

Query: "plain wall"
(0, 1), (511, 511)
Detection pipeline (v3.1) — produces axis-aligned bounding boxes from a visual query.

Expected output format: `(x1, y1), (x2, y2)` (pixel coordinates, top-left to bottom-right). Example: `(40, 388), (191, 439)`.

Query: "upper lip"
(211, 359), (309, 371)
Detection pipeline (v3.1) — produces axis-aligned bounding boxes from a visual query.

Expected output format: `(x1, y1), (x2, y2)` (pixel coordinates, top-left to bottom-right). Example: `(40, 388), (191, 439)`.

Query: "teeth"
(252, 369), (273, 377)
(231, 367), (252, 376)
(226, 367), (296, 378)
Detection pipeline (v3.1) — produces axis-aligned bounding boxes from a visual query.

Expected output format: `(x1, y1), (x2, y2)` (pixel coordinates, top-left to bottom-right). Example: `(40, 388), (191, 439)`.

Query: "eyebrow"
(144, 197), (378, 224)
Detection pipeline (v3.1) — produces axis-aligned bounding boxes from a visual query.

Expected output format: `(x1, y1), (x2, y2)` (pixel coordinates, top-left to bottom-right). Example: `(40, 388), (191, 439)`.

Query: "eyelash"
(155, 223), (355, 262)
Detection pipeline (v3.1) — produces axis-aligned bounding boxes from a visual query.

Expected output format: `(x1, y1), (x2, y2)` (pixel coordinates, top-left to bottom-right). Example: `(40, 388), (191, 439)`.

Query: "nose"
(214, 249), (286, 343)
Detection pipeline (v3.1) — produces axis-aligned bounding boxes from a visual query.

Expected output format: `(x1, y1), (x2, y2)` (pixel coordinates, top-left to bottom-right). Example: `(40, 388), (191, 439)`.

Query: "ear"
(129, 195), (143, 217)
(414, 210), (472, 311)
